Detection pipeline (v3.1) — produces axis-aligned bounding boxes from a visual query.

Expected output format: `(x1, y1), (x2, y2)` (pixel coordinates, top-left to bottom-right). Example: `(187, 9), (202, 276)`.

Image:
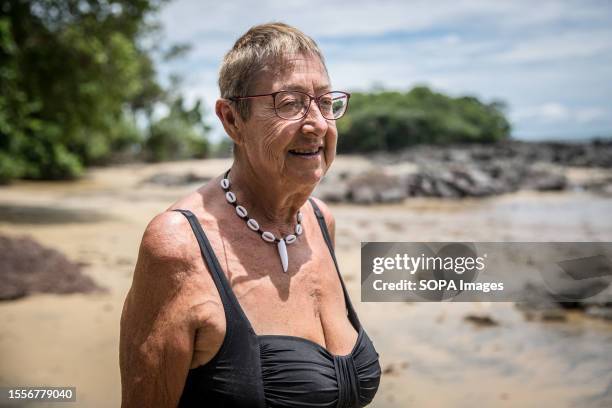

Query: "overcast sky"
(158, 0), (612, 141)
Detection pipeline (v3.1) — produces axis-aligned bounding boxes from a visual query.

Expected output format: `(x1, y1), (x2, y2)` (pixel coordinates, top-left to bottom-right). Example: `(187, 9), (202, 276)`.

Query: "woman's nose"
(301, 100), (328, 136)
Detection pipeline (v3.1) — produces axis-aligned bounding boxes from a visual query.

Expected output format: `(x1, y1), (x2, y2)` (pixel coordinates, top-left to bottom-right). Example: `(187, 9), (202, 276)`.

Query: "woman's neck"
(226, 161), (313, 235)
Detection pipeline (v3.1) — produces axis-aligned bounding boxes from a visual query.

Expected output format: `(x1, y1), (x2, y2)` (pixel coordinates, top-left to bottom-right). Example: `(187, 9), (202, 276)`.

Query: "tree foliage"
(0, 0), (210, 183)
(145, 97), (210, 162)
(337, 86), (511, 153)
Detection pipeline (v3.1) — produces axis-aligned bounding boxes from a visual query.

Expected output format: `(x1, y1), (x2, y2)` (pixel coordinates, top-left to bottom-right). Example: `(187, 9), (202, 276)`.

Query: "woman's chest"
(190, 247), (357, 360)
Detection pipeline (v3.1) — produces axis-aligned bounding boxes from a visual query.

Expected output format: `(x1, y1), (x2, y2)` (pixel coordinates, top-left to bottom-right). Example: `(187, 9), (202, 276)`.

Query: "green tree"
(144, 97), (211, 162)
(338, 86), (511, 153)
(0, 0), (179, 182)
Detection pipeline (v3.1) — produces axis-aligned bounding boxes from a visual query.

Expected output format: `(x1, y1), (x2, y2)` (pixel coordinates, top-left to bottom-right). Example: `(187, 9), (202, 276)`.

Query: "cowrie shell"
(235, 205), (247, 218)
(262, 231), (276, 242)
(285, 234), (297, 244)
(225, 191), (236, 203)
(220, 178), (230, 189)
(247, 218), (259, 231)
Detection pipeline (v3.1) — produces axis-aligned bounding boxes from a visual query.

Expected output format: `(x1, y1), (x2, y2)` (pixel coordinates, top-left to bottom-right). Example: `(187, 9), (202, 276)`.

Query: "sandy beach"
(1, 157), (611, 407)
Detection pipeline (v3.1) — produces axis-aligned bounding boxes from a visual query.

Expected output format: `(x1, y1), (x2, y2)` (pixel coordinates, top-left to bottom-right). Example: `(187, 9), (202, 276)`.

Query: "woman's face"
(237, 54), (337, 188)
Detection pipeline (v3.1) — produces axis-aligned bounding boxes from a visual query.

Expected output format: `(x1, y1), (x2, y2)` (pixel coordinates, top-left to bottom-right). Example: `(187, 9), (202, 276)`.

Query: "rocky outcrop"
(0, 234), (104, 301)
(314, 140), (612, 203)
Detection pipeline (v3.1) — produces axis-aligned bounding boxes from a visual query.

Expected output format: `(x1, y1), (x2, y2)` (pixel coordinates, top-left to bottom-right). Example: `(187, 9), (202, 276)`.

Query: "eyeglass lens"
(274, 91), (348, 120)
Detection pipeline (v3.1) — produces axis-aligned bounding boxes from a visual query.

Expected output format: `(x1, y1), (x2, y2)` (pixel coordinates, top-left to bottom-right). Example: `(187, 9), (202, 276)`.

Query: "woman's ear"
(215, 99), (244, 146)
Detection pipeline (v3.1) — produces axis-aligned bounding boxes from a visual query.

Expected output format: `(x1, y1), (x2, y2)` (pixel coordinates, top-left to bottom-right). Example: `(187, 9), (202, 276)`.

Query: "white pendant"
(285, 234), (297, 244)
(247, 218), (259, 231)
(295, 223), (303, 235)
(277, 238), (288, 272)
(220, 178), (230, 189)
(235, 205), (247, 218)
(262, 231), (275, 242)
(225, 191), (236, 203)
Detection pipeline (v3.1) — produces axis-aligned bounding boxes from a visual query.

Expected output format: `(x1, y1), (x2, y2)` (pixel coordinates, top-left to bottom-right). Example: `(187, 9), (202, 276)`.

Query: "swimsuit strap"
(172, 209), (254, 334)
(308, 198), (362, 329)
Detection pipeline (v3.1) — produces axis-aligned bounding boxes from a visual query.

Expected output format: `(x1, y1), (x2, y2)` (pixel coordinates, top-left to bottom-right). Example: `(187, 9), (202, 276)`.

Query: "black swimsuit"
(173, 198), (381, 407)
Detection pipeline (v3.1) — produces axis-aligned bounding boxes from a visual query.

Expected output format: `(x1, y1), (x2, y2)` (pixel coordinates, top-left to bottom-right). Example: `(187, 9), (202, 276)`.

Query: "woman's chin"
(284, 165), (326, 188)
(283, 154), (329, 184)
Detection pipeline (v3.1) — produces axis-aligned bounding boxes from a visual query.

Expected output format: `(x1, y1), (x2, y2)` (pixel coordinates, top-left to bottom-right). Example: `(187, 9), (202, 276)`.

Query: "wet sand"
(1, 157), (611, 407)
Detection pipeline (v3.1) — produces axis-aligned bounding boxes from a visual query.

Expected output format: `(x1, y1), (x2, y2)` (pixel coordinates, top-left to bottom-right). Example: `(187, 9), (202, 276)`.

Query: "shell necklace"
(221, 169), (302, 273)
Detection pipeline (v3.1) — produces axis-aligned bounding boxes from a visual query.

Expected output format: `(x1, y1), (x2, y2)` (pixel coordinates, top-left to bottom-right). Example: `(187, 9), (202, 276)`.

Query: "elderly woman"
(120, 23), (381, 407)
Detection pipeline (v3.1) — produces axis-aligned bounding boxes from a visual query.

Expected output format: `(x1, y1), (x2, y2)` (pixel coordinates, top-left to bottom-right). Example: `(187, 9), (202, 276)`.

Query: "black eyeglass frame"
(228, 90), (351, 121)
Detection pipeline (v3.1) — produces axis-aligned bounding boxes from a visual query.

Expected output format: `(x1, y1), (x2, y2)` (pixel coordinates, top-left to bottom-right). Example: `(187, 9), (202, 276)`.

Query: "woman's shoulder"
(138, 177), (224, 272)
(134, 211), (202, 288)
(133, 205), (224, 315)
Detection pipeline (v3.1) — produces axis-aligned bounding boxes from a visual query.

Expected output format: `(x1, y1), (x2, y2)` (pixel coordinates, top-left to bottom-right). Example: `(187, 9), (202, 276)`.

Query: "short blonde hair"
(218, 22), (327, 120)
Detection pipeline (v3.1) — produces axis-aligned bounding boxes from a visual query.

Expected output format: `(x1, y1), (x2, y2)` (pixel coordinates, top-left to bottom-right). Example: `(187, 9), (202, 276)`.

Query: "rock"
(379, 187), (407, 202)
(518, 308), (568, 322)
(312, 140), (611, 203)
(0, 234), (104, 301)
(532, 174), (567, 191)
(515, 283), (568, 321)
(539, 309), (568, 322)
(579, 280), (612, 308)
(449, 165), (497, 197)
(347, 171), (407, 204)
(313, 175), (349, 202)
(433, 179), (462, 198)
(585, 306), (612, 321)
(350, 185), (377, 204)
(464, 314), (499, 327)
(524, 164), (567, 191)
(381, 361), (410, 376)
(515, 280), (612, 322)
(580, 177), (612, 197)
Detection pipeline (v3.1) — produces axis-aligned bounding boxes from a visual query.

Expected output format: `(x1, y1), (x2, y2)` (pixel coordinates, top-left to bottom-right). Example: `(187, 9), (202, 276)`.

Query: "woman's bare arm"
(120, 212), (202, 408)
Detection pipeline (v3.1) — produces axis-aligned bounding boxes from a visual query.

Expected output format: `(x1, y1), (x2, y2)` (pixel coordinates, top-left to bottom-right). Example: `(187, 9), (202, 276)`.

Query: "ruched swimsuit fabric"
(174, 198), (381, 408)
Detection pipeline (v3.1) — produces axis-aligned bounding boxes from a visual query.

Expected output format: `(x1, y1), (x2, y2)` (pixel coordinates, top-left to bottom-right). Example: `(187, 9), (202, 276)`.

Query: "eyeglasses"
(229, 90), (350, 120)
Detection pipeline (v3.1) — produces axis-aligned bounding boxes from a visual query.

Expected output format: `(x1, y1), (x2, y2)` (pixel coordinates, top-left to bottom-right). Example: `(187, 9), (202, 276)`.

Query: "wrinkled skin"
(215, 53), (337, 231)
